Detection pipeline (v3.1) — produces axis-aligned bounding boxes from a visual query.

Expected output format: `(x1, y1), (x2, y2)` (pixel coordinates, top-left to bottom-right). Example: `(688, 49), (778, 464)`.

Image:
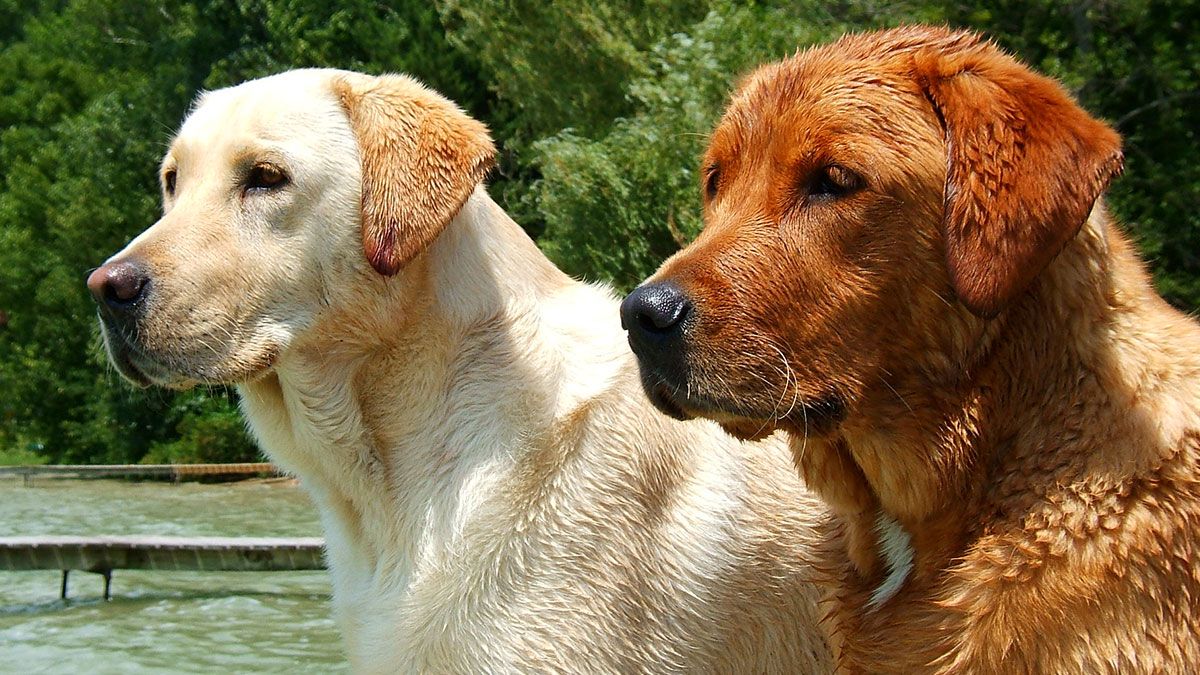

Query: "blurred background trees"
(1, 0), (1195, 463)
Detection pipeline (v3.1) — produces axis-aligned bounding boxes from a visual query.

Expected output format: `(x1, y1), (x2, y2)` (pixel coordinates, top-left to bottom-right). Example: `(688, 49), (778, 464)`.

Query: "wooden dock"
(0, 535), (325, 599)
(0, 463), (279, 484)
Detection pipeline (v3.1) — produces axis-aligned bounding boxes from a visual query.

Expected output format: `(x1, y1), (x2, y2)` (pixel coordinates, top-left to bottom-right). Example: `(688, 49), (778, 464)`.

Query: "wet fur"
(634, 27), (1200, 672)
(93, 69), (832, 672)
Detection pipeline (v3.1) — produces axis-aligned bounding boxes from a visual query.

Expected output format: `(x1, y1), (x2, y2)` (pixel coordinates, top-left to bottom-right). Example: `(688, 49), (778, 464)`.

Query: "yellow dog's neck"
(236, 188), (620, 576)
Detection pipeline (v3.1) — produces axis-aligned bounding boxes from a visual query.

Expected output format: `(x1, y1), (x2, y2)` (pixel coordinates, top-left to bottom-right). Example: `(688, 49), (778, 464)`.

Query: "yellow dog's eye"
(809, 165), (862, 201)
(163, 169), (177, 196)
(245, 163), (288, 194)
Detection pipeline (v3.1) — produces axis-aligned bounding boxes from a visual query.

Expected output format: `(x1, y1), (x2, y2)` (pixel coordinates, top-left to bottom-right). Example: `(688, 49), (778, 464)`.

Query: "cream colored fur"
(95, 69), (831, 673)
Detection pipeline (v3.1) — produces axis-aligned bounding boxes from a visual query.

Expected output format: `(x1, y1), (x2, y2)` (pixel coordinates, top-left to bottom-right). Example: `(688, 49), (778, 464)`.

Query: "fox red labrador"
(623, 26), (1200, 672)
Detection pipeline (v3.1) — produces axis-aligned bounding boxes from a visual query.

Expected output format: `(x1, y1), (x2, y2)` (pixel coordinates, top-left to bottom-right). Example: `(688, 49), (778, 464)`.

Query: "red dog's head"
(621, 26), (1122, 441)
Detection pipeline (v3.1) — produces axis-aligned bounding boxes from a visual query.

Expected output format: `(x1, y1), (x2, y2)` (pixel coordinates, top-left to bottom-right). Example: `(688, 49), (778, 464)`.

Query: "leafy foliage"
(0, 0), (1195, 463)
(529, 1), (941, 289)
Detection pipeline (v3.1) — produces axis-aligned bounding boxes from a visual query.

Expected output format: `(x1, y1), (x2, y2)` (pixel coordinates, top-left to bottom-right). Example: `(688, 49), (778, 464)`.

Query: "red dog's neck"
(792, 210), (1183, 601)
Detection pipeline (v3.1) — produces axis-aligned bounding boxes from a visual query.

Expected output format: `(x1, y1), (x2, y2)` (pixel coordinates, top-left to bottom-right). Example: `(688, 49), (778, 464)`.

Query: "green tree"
(1, 0), (1196, 464)
(520, 1), (939, 288)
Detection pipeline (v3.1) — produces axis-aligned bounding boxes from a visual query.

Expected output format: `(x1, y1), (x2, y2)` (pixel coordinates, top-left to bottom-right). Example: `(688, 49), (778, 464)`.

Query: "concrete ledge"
(0, 463), (279, 479)
(0, 535), (325, 572)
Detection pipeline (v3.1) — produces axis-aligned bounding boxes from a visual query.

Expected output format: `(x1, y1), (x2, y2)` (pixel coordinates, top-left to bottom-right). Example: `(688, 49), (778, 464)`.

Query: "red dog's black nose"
(87, 259), (150, 312)
(621, 281), (691, 337)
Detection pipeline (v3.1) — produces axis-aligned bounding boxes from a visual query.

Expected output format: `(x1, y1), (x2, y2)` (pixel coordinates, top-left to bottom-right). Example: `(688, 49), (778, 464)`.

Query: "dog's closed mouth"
(775, 393), (846, 438)
(791, 393), (846, 427)
(112, 350), (154, 387)
(109, 342), (166, 388)
(116, 344), (177, 387)
(102, 325), (194, 389)
(643, 362), (847, 436)
(644, 380), (695, 421)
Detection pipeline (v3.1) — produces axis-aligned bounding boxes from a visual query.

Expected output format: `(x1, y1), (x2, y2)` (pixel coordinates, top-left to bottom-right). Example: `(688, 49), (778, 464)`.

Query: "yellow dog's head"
(88, 69), (494, 387)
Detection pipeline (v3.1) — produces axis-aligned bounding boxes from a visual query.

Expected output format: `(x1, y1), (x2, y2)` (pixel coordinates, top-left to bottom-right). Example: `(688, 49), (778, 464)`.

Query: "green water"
(0, 478), (347, 674)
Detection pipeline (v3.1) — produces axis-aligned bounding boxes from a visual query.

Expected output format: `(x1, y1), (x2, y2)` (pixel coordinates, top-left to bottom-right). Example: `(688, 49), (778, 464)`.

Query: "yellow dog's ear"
(914, 37), (1123, 318)
(333, 73), (496, 276)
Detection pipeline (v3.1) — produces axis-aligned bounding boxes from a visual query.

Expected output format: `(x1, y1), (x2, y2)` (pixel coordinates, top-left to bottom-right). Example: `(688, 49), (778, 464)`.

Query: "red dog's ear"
(914, 40), (1123, 317)
(333, 73), (496, 276)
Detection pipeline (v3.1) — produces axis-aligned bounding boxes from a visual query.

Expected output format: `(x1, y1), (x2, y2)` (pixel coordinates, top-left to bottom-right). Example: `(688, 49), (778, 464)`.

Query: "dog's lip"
(652, 383), (778, 440)
(103, 326), (199, 389)
(645, 369), (753, 423)
(110, 344), (156, 388)
(650, 371), (847, 438)
(662, 387), (780, 439)
(121, 349), (209, 390)
(646, 381), (695, 421)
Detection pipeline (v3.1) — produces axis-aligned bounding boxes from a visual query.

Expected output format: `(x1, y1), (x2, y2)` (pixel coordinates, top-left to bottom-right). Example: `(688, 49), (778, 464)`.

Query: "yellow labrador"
(87, 69), (831, 673)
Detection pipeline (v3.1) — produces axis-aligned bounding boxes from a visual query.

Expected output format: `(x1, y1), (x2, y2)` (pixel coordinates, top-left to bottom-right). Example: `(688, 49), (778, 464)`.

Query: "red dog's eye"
(703, 165), (721, 201)
(809, 165), (862, 201)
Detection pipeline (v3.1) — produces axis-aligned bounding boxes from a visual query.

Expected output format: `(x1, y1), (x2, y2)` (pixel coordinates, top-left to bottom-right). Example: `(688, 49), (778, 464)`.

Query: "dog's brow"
(162, 142), (186, 170)
(230, 145), (289, 170)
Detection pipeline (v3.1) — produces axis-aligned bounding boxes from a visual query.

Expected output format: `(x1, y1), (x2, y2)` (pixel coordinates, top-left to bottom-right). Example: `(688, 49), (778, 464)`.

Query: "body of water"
(0, 477), (346, 673)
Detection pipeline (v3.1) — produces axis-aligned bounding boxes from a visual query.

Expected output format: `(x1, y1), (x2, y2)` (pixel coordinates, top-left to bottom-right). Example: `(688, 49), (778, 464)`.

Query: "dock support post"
(102, 570), (112, 601)
(60, 569), (69, 599)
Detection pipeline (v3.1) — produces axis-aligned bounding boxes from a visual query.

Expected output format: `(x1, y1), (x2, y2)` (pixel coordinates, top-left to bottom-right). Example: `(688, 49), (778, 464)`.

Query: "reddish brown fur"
(637, 26), (1200, 672)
